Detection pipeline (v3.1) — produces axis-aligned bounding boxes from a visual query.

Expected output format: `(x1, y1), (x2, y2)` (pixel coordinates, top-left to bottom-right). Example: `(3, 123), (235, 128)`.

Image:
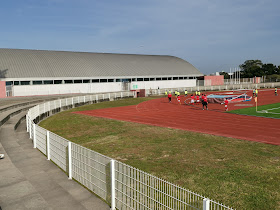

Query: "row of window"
(5, 76), (197, 86)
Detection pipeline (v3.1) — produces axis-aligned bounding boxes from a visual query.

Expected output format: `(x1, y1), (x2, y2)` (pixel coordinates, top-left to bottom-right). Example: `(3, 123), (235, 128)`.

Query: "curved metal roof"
(0, 48), (203, 79)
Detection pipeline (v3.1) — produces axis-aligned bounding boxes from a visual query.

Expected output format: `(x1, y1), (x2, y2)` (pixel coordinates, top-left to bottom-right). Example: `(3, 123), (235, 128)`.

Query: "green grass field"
(229, 103), (280, 119)
(39, 97), (280, 210)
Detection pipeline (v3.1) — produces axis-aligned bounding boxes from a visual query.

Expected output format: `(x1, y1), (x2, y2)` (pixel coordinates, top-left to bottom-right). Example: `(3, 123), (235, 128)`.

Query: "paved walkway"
(0, 98), (110, 210)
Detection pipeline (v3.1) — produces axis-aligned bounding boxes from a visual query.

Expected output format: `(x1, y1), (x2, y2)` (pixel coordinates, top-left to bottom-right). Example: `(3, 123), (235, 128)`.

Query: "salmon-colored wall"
(204, 75), (224, 86)
(253, 77), (261, 83)
(0, 81), (6, 98)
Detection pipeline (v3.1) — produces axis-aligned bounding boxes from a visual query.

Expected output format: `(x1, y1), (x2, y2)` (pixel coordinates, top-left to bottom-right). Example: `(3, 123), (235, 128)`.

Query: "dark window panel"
(74, 80), (82, 83)
(20, 81), (30, 85)
(65, 80), (73, 84)
(33, 81), (43, 85)
(54, 80), (63, 84)
(43, 80), (53, 84)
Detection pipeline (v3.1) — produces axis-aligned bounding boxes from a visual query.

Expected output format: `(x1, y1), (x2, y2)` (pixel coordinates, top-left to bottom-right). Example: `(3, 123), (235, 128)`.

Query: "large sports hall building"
(0, 48), (203, 98)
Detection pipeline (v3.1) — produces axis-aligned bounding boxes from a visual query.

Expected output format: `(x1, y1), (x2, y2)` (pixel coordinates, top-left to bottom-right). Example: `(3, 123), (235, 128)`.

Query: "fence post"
(203, 198), (210, 210)
(103, 94), (105, 100)
(29, 118), (32, 139)
(47, 131), (50, 160)
(68, 142), (72, 180)
(111, 159), (116, 210)
(26, 115), (29, 132)
(33, 124), (36, 148)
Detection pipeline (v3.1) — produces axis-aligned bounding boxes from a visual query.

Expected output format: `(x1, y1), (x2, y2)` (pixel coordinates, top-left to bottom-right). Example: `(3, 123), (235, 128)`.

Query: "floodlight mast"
(235, 68), (236, 84)
(230, 68), (231, 84)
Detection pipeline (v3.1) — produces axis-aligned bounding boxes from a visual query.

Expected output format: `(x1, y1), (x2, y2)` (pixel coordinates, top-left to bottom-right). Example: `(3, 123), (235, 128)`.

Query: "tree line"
(220, 60), (280, 80)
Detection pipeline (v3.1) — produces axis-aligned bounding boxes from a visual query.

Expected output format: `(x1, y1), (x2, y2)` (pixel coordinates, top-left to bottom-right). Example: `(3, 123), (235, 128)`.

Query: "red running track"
(74, 89), (280, 145)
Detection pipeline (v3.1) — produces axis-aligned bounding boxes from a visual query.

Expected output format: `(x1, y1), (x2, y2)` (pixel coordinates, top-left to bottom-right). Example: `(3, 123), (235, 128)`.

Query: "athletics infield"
(75, 89), (280, 145)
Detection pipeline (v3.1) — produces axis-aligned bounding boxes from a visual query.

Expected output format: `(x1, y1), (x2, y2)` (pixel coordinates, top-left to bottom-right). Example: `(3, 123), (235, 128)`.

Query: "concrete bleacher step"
(0, 98), (110, 210)
(0, 99), (44, 114)
(0, 103), (38, 128)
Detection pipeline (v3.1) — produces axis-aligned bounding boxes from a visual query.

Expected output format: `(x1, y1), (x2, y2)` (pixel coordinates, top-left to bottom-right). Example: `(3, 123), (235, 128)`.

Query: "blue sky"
(1, 0), (280, 74)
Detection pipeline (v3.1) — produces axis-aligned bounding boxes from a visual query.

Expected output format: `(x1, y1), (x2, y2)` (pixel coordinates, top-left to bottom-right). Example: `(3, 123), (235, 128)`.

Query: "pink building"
(204, 75), (224, 86)
(0, 81), (6, 98)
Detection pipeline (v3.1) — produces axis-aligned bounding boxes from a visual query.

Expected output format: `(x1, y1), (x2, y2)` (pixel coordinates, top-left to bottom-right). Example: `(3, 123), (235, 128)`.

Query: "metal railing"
(26, 91), (233, 210)
(157, 82), (280, 96)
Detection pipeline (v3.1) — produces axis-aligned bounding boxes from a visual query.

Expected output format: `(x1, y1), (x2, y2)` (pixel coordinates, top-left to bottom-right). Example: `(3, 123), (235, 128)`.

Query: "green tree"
(239, 60), (263, 78)
(262, 63), (277, 75)
(219, 71), (230, 79)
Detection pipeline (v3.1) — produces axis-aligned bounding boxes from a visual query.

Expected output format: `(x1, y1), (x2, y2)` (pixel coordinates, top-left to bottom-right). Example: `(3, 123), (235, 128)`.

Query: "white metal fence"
(157, 82), (280, 96)
(26, 91), (233, 210)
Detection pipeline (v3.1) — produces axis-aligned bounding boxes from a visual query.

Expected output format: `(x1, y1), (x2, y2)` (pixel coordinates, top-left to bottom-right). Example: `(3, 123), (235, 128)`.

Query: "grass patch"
(39, 97), (280, 210)
(229, 103), (280, 119)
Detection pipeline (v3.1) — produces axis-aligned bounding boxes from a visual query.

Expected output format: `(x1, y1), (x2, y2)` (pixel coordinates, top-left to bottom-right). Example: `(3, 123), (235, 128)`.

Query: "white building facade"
(0, 49), (203, 97)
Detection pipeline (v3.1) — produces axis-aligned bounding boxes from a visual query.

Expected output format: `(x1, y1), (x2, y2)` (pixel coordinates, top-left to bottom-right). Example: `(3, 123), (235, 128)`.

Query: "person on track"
(202, 94), (208, 110)
(253, 89), (256, 97)
(198, 91), (201, 96)
(177, 94), (181, 105)
(196, 95), (200, 104)
(201, 94), (205, 102)
(275, 87), (278, 96)
(168, 92), (172, 103)
(185, 90), (188, 96)
(221, 98), (229, 111)
(255, 89), (258, 97)
(190, 94), (195, 105)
